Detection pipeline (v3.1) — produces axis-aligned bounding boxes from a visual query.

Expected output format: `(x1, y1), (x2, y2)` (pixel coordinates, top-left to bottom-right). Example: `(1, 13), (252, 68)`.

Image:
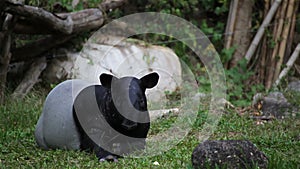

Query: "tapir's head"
(99, 72), (159, 135)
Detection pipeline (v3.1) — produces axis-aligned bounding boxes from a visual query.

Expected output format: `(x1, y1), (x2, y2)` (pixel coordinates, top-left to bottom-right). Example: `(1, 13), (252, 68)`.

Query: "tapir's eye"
(139, 100), (146, 107)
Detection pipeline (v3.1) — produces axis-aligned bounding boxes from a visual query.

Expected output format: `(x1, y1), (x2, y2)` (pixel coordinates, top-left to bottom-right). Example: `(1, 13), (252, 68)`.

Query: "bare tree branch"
(0, 0), (128, 99)
(13, 8), (105, 34)
(273, 0), (296, 83)
(11, 34), (74, 63)
(5, 0), (127, 35)
(0, 13), (17, 104)
(274, 43), (300, 88)
(7, 0), (127, 62)
(224, 0), (238, 50)
(12, 57), (47, 99)
(4, 0), (74, 34)
(245, 0), (282, 62)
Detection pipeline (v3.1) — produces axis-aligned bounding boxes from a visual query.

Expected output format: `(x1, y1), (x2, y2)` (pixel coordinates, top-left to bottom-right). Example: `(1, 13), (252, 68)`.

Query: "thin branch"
(224, 0), (238, 49)
(265, 0), (288, 89)
(273, 0), (295, 82)
(13, 8), (104, 34)
(274, 43), (300, 87)
(12, 57), (47, 99)
(245, 0), (282, 62)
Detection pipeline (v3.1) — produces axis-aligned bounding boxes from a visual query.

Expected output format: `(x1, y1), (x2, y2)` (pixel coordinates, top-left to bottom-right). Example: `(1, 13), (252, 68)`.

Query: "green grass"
(0, 91), (299, 168)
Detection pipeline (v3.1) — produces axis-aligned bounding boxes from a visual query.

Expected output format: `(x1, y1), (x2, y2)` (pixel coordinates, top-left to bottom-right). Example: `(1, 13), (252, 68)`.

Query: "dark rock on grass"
(262, 92), (298, 119)
(287, 80), (300, 92)
(262, 92), (292, 119)
(252, 91), (299, 119)
(191, 140), (268, 169)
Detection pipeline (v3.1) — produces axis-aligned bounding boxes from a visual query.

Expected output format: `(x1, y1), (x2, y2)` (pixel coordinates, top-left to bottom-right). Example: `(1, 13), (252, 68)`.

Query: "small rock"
(149, 108), (179, 121)
(191, 140), (268, 169)
(252, 93), (263, 107)
(287, 80), (300, 92)
(153, 161), (160, 165)
(262, 92), (296, 119)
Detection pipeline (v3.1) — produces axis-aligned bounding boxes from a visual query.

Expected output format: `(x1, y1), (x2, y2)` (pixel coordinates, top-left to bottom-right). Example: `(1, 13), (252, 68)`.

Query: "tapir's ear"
(99, 73), (114, 88)
(140, 72), (159, 89)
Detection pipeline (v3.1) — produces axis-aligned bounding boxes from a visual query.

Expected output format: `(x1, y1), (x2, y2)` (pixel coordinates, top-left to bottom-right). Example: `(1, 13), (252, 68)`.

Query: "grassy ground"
(0, 91), (299, 169)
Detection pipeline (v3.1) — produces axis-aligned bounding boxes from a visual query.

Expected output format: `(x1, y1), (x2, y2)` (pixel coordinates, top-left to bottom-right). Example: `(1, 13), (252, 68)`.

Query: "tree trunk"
(229, 0), (254, 67)
(273, 0), (295, 81)
(0, 14), (16, 104)
(257, 0), (271, 84)
(265, 0), (288, 89)
(224, 0), (239, 50)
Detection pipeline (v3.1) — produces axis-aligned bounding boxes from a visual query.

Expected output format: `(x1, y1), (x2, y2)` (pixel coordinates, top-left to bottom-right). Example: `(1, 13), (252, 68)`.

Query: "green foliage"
(26, 0), (48, 7)
(200, 20), (225, 47)
(196, 71), (212, 93)
(134, 0), (200, 17)
(26, 0), (102, 12)
(225, 58), (264, 107)
(220, 46), (236, 63)
(284, 90), (300, 106)
(108, 0), (229, 50)
(200, 0), (230, 15)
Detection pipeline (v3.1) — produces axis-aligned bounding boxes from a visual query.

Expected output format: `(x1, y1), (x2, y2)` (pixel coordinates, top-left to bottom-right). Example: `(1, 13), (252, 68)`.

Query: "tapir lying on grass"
(34, 72), (159, 162)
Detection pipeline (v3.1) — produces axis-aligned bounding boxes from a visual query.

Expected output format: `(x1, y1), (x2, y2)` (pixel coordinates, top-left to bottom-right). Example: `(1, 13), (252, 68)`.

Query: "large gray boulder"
(41, 36), (182, 104)
(73, 35), (182, 102)
(34, 79), (91, 150)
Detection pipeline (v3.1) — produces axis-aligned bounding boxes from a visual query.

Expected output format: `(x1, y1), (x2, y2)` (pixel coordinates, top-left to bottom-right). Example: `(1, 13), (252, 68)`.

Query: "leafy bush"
(225, 58), (264, 107)
(26, 0), (102, 11)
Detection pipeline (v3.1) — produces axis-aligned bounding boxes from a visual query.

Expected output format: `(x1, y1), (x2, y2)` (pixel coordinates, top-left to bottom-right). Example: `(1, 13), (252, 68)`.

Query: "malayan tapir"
(34, 72), (159, 162)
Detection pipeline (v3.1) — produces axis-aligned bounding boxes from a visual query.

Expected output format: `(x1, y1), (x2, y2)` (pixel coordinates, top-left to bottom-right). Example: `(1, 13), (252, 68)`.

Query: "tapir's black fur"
(73, 73), (159, 161)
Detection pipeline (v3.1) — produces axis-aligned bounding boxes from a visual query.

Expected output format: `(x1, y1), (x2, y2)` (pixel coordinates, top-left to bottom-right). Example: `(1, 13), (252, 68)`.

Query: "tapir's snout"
(121, 119), (138, 130)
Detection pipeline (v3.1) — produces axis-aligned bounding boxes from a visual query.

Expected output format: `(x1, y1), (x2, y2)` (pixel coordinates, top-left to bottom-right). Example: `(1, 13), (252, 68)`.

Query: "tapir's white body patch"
(35, 79), (91, 150)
